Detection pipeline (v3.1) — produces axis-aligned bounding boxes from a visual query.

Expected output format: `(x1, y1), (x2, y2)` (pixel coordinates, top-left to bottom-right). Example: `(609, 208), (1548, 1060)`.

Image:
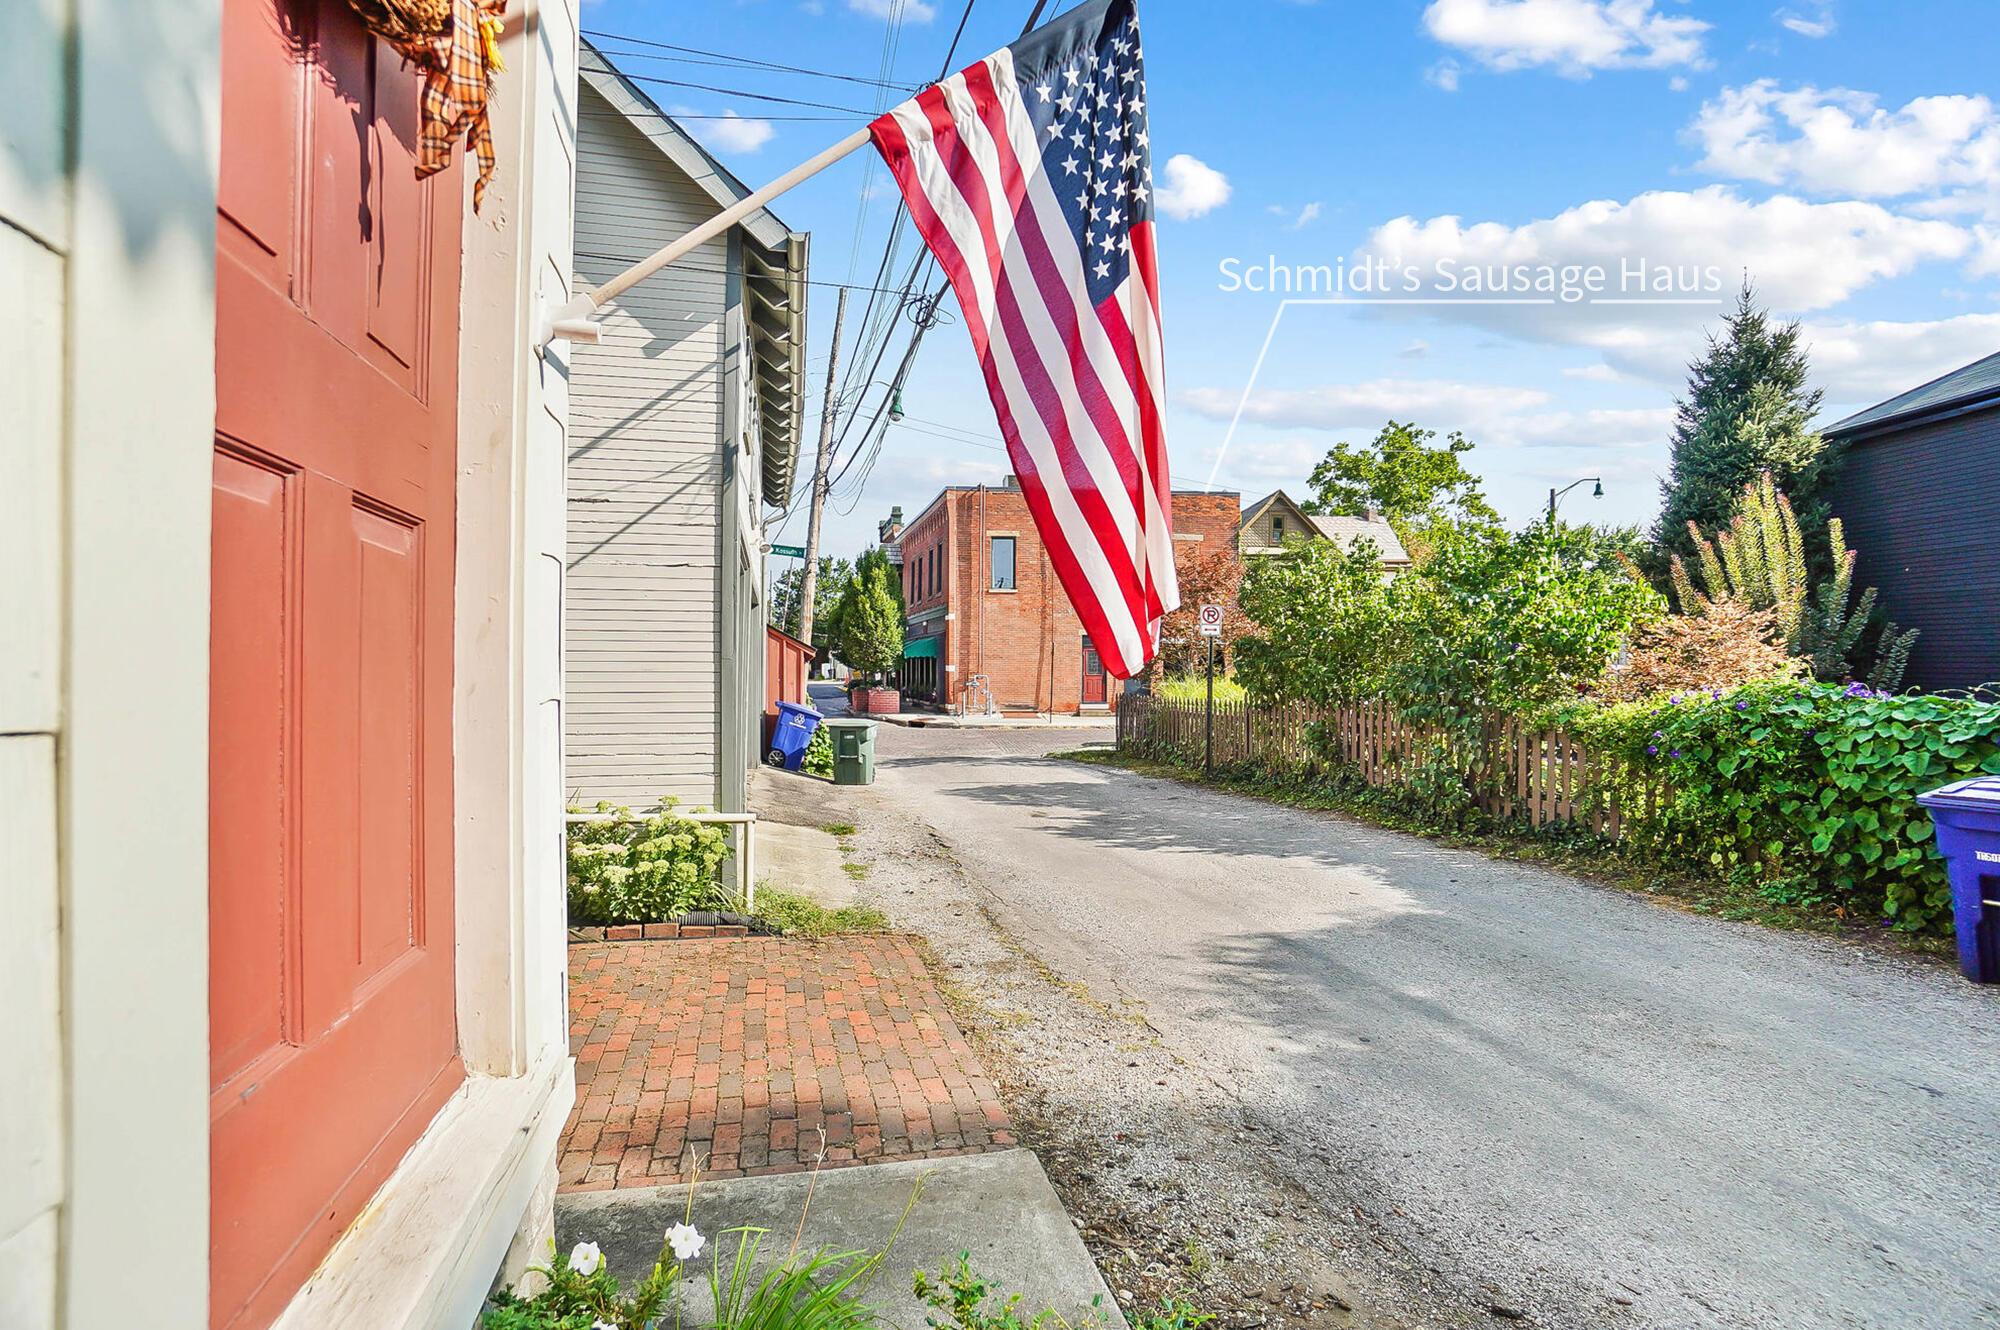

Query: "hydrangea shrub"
(567, 799), (733, 925)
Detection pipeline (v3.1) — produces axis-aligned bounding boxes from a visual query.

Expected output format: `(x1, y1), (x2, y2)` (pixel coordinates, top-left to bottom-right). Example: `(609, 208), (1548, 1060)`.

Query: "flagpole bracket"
(540, 292), (603, 349)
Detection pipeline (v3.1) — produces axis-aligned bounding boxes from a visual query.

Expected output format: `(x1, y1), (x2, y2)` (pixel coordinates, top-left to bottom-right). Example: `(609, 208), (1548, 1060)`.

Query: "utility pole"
(797, 287), (848, 650)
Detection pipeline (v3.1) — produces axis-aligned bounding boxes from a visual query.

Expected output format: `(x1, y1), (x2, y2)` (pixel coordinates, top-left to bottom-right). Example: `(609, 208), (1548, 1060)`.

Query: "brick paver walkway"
(560, 936), (1014, 1191)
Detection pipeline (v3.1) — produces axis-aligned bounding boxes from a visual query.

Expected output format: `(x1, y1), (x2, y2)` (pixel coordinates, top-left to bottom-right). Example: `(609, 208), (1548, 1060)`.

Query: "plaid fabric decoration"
(415, 0), (504, 210)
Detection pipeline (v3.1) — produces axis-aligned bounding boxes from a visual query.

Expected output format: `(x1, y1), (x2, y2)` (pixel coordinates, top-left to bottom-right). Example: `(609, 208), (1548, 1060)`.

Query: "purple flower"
(1652, 730), (1664, 739)
(1844, 682), (1874, 699)
(1710, 689), (1723, 700)
(1735, 700), (1749, 711)
(1646, 744), (1659, 756)
(1668, 694), (1683, 705)
(1670, 749), (1683, 759)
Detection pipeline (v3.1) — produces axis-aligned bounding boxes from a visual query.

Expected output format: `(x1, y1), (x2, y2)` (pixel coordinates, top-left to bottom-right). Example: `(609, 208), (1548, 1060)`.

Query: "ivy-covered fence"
(1116, 684), (2000, 932)
(1117, 694), (1653, 833)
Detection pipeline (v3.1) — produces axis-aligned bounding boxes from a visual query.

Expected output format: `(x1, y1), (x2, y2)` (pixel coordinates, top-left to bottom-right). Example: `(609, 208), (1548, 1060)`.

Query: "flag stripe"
(943, 61), (1155, 640)
(868, 0), (1172, 678)
(875, 101), (1147, 671)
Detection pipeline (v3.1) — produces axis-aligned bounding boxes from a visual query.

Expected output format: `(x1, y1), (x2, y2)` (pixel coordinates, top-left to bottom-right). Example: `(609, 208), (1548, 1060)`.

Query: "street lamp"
(1548, 476), (1603, 522)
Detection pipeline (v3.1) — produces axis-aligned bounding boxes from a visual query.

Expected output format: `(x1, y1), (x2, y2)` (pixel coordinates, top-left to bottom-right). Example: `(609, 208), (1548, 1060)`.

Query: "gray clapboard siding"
(1828, 405), (2000, 691)
(564, 84), (729, 808)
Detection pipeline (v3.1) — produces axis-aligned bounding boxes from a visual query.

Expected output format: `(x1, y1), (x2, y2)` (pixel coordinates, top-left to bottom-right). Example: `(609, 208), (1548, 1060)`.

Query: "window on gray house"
(989, 536), (1016, 590)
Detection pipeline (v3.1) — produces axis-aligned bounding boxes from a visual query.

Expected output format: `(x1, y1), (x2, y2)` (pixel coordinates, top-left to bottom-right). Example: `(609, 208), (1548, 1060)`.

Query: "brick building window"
(989, 535), (1016, 590)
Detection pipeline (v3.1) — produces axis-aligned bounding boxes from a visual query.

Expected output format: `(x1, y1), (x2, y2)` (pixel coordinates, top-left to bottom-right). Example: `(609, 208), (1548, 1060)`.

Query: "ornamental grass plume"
(1664, 472), (1916, 690)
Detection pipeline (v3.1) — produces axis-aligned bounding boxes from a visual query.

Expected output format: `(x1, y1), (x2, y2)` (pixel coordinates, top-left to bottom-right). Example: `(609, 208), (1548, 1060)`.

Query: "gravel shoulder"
(755, 747), (1499, 1330)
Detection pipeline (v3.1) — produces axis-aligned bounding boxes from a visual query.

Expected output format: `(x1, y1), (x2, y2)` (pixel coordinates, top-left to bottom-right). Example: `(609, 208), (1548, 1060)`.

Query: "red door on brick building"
(1080, 640), (1108, 706)
(210, 1), (462, 1324)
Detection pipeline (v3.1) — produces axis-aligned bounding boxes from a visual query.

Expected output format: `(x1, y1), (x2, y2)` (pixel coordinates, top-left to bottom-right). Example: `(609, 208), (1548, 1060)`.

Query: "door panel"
(208, 448), (299, 1090)
(354, 502), (423, 982)
(211, 1), (462, 1326)
(1081, 641), (1107, 705)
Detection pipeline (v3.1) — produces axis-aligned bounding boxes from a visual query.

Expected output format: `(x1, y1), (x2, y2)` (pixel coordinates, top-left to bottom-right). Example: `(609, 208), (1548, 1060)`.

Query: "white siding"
(566, 86), (729, 807)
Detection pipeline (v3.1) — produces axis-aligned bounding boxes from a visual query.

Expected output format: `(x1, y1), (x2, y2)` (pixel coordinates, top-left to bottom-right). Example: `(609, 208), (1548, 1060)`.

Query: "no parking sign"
(1197, 603), (1224, 637)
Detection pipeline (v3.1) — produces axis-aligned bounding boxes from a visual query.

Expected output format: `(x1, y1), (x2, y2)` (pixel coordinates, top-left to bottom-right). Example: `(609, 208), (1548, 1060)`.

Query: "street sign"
(770, 544), (807, 558)
(1197, 602), (1224, 637)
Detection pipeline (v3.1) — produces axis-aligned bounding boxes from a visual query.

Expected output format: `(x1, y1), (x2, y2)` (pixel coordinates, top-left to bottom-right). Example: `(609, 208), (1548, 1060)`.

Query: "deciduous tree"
(1303, 420), (1499, 550)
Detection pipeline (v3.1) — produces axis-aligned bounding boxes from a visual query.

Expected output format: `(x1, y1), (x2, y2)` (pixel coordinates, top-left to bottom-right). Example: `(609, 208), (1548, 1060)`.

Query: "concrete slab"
(555, 1150), (1119, 1330)
(757, 820), (855, 907)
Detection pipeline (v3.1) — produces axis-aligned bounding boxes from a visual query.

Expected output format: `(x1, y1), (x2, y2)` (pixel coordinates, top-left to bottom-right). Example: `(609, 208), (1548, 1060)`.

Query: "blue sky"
(578, 0), (2000, 559)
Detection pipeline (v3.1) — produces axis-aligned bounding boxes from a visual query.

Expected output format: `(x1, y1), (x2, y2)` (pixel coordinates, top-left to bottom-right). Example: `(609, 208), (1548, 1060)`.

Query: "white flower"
(567, 1241), (604, 1275)
(665, 1222), (706, 1262)
(592, 1322), (617, 1330)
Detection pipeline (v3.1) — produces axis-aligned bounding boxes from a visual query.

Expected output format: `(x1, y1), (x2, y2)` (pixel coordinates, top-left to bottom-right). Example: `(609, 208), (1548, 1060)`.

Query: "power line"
(892, 415), (1214, 491)
(572, 248), (922, 297)
(582, 29), (922, 91)
(613, 71), (880, 117)
(579, 108), (858, 123)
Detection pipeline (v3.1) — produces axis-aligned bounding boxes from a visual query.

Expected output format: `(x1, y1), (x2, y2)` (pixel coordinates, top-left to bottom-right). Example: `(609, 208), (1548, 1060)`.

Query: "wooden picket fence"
(1115, 693), (1656, 837)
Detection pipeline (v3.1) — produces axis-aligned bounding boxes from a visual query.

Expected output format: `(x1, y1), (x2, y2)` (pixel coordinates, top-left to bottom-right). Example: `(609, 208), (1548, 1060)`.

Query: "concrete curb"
(556, 1149), (1123, 1329)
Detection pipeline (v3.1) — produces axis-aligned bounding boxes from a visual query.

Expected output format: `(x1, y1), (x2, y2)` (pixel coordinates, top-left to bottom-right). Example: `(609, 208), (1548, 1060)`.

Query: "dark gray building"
(1824, 351), (2000, 691)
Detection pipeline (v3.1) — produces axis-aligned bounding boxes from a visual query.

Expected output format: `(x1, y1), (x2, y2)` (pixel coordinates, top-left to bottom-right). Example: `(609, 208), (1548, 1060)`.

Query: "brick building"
(894, 482), (1241, 714)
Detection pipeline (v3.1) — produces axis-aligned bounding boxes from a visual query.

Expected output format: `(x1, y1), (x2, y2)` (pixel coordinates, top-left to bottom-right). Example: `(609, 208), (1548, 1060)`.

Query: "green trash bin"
(827, 718), (879, 786)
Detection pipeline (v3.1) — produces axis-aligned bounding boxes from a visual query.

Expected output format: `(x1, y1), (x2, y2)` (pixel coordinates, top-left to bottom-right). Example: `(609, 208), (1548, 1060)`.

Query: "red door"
(1081, 640), (1108, 706)
(210, 2), (462, 1326)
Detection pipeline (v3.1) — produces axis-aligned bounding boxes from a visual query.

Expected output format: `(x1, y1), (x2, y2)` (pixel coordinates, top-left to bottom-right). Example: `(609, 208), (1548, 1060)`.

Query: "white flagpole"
(543, 127), (873, 345)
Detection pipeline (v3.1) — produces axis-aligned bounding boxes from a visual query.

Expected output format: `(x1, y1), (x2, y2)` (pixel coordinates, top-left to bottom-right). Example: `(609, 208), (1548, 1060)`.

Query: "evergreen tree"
(1651, 283), (1826, 571)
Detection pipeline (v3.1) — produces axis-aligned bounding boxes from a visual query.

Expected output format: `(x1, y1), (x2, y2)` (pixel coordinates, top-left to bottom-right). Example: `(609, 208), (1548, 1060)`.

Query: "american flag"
(869, 0), (1174, 679)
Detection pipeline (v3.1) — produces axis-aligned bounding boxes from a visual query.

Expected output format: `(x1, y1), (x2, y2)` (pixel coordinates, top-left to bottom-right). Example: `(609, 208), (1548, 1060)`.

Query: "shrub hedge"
(1564, 681), (2000, 931)
(567, 799), (733, 924)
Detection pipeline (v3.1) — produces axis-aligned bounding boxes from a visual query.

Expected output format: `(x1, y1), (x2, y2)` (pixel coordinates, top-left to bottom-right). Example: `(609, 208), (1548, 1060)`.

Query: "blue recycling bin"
(1916, 775), (2000, 983)
(767, 700), (824, 772)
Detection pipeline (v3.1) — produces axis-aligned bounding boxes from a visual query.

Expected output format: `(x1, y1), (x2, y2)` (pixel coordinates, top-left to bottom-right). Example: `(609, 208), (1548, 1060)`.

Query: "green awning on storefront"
(903, 636), (939, 660)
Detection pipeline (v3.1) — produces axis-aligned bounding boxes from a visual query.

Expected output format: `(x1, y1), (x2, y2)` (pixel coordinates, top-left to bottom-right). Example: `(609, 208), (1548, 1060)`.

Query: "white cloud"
(1690, 82), (2000, 200)
(1972, 226), (2000, 277)
(1563, 362), (1623, 381)
(847, 0), (935, 21)
(1400, 339), (1432, 358)
(1179, 379), (1552, 430)
(1179, 382), (1674, 501)
(1421, 0), (1708, 76)
(1775, 2), (1836, 38)
(1427, 59), (1463, 92)
(1797, 311), (2000, 402)
(1291, 202), (1323, 230)
(670, 107), (775, 154)
(1155, 154), (1231, 220)
(1668, 75), (1688, 93)
(1340, 187), (1974, 394)
(1363, 186), (1969, 316)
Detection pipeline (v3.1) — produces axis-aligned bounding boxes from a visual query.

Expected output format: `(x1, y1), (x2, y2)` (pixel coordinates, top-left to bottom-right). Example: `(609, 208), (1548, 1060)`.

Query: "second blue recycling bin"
(1916, 774), (2000, 984)
(767, 700), (824, 772)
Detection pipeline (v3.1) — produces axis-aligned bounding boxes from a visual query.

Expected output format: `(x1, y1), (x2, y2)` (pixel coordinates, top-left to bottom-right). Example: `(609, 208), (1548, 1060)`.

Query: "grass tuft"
(751, 887), (890, 938)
